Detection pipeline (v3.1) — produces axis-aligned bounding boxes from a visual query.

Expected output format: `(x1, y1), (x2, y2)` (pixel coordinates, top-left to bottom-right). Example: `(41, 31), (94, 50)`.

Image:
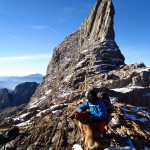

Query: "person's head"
(85, 89), (98, 102)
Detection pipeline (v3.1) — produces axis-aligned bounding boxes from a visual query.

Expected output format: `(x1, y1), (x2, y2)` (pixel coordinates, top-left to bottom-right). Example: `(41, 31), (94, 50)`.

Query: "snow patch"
(36, 108), (51, 117)
(58, 88), (74, 98)
(105, 147), (136, 150)
(72, 144), (83, 150)
(36, 104), (66, 116)
(76, 60), (86, 68)
(28, 95), (47, 109)
(110, 117), (118, 125)
(45, 89), (52, 95)
(135, 67), (150, 73)
(81, 49), (88, 54)
(14, 112), (30, 121)
(52, 110), (62, 114)
(111, 86), (145, 93)
(111, 87), (132, 93)
(16, 120), (32, 127)
(64, 73), (73, 82)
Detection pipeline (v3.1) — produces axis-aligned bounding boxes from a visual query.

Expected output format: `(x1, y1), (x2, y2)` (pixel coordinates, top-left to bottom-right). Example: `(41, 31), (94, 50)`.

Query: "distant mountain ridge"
(0, 73), (43, 90)
(0, 82), (39, 110)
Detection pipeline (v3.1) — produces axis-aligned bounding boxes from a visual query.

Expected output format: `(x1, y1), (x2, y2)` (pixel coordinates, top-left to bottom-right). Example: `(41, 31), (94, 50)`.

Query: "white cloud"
(62, 6), (75, 12)
(47, 26), (59, 34)
(31, 25), (46, 30)
(0, 71), (43, 76)
(0, 54), (51, 62)
(29, 25), (59, 34)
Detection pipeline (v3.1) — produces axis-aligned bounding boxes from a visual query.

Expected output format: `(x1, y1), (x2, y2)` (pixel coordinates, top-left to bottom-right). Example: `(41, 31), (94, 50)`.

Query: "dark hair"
(101, 92), (109, 100)
(86, 89), (99, 100)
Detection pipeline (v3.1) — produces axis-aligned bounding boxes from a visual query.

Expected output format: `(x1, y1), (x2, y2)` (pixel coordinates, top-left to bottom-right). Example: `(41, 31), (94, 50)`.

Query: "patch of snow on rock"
(14, 112), (30, 121)
(36, 104), (67, 116)
(110, 117), (118, 126)
(81, 49), (88, 54)
(36, 108), (51, 117)
(111, 87), (132, 93)
(76, 60), (86, 68)
(135, 67), (150, 73)
(64, 73), (73, 82)
(111, 86), (145, 93)
(16, 120), (31, 127)
(45, 89), (52, 95)
(58, 88), (74, 98)
(104, 147), (136, 150)
(28, 95), (47, 109)
(72, 144), (83, 150)
(52, 110), (62, 114)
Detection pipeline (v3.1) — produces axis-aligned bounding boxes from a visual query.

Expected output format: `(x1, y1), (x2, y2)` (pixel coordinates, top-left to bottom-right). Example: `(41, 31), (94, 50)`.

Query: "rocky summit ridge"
(0, 0), (150, 149)
(29, 0), (125, 107)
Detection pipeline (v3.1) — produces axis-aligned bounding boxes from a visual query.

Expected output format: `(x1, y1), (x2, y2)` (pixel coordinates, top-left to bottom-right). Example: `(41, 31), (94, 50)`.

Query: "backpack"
(102, 98), (113, 114)
(99, 92), (113, 114)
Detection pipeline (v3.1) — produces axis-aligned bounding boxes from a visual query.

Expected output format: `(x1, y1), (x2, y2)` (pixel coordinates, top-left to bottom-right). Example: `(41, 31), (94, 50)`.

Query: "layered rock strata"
(29, 0), (125, 107)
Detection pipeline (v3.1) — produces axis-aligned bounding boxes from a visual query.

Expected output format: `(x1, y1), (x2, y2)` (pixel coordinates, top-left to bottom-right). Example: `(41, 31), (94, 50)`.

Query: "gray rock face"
(0, 89), (12, 110)
(12, 82), (39, 106)
(0, 82), (39, 110)
(46, 0), (124, 76)
(30, 0), (125, 106)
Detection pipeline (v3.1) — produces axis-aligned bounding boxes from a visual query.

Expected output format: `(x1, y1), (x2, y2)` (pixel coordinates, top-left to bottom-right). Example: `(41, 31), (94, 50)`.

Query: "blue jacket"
(77, 99), (108, 120)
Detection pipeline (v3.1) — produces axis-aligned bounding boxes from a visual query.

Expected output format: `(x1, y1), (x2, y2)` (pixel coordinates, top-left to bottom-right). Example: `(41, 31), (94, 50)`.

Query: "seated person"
(77, 89), (108, 137)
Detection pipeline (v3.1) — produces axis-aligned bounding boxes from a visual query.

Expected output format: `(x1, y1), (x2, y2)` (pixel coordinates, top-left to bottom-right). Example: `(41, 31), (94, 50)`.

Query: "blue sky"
(0, 0), (149, 76)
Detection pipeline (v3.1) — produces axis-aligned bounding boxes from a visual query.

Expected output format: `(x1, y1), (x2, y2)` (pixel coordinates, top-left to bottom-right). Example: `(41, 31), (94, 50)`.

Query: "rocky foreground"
(0, 97), (150, 150)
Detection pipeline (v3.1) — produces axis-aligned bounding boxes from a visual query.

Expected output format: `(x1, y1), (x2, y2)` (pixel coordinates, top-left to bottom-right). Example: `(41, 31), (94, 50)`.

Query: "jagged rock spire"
(29, 0), (125, 106)
(79, 0), (115, 43)
(46, 0), (124, 76)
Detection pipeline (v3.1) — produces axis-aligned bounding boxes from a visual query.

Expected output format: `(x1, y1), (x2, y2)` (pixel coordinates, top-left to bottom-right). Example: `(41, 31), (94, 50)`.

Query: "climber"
(77, 89), (108, 138)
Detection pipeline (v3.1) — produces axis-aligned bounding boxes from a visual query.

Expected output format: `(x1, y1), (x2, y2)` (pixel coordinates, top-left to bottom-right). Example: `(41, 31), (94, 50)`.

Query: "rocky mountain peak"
(30, 0), (125, 107)
(79, 0), (115, 43)
(0, 82), (39, 110)
(1, 1), (150, 149)
(46, 0), (123, 76)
